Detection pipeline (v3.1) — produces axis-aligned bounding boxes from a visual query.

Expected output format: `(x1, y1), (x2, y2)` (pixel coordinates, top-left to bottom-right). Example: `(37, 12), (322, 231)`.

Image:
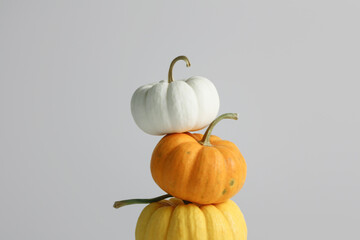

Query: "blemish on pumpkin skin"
(229, 179), (235, 186)
(222, 189), (227, 195)
(186, 151), (191, 154)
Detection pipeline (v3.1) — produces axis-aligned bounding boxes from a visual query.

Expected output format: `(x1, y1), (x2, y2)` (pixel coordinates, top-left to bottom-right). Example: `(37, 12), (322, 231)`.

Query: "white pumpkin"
(131, 56), (220, 135)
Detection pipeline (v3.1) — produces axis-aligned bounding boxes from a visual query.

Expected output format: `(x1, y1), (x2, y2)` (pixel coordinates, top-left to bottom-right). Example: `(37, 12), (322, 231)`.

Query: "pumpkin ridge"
(199, 205), (212, 239)
(164, 205), (176, 239)
(139, 203), (165, 240)
(201, 205), (233, 240)
(214, 146), (232, 201)
(152, 134), (191, 165)
(166, 81), (198, 132)
(167, 205), (187, 239)
(142, 87), (151, 133)
(171, 141), (201, 196)
(184, 204), (208, 239)
(214, 145), (246, 201)
(144, 84), (159, 134)
(151, 134), (197, 189)
(215, 201), (248, 239)
(197, 204), (208, 239)
(212, 139), (239, 151)
(165, 82), (173, 131)
(211, 146), (233, 202)
(186, 80), (201, 131)
(185, 147), (207, 202)
(178, 143), (202, 199)
(145, 205), (174, 239)
(184, 77), (220, 132)
(214, 203), (236, 240)
(208, 135), (222, 143)
(161, 82), (171, 132)
(190, 146), (225, 203)
(158, 82), (173, 134)
(158, 141), (198, 195)
(183, 146), (208, 202)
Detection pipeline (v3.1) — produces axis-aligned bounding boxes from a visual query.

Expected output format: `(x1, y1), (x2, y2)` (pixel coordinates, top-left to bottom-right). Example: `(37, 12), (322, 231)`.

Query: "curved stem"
(199, 113), (239, 147)
(168, 56), (191, 83)
(113, 194), (172, 209)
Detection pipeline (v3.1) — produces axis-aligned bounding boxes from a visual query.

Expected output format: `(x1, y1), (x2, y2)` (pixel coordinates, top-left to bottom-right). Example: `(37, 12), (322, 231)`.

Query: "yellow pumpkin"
(135, 197), (247, 240)
(151, 113), (247, 204)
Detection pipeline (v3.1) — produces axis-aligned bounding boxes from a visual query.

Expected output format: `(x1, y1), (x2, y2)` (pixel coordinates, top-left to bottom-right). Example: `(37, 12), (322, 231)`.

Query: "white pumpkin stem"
(168, 56), (191, 83)
(113, 194), (172, 209)
(199, 113), (239, 147)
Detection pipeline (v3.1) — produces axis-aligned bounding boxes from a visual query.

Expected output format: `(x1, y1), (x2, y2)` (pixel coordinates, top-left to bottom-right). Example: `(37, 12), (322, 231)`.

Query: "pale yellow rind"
(144, 206), (174, 240)
(167, 204), (207, 240)
(215, 200), (247, 240)
(201, 205), (234, 240)
(135, 202), (163, 240)
(135, 198), (247, 240)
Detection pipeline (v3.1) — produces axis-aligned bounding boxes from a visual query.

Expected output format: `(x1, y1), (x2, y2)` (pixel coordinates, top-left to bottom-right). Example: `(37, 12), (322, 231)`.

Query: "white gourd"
(131, 56), (220, 135)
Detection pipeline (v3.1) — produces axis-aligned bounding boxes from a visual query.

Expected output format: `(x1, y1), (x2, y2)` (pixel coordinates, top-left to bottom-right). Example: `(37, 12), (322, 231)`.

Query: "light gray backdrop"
(1, 0), (359, 239)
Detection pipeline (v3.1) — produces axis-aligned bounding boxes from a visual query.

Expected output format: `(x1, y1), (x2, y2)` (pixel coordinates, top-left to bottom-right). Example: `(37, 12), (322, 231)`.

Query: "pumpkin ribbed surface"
(151, 133), (247, 204)
(135, 198), (247, 240)
(131, 77), (219, 135)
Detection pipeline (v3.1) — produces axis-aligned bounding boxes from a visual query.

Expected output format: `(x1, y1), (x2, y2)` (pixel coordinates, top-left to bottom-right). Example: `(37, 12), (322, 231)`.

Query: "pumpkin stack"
(114, 56), (248, 240)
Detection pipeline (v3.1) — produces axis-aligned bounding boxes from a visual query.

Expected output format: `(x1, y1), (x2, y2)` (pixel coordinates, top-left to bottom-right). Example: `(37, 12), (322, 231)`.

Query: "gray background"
(1, 0), (359, 239)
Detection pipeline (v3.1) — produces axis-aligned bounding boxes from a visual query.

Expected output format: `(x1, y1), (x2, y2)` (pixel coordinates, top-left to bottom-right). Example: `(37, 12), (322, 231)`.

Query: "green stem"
(168, 56), (191, 83)
(113, 194), (172, 209)
(199, 113), (239, 147)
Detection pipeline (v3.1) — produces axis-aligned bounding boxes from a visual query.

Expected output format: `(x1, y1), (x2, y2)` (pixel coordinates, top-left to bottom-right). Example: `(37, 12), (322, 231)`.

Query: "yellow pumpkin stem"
(199, 113), (239, 147)
(168, 56), (191, 83)
(113, 194), (172, 209)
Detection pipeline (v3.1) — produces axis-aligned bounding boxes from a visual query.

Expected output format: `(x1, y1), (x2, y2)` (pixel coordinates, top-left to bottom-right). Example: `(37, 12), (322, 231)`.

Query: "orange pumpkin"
(151, 113), (247, 204)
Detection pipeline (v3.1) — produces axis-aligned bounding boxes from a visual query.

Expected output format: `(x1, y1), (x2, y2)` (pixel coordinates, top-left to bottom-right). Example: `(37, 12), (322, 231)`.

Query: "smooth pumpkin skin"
(151, 133), (247, 204)
(135, 198), (247, 240)
(131, 76), (220, 135)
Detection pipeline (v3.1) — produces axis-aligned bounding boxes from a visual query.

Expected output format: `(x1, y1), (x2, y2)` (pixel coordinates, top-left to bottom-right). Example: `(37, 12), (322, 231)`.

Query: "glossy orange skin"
(151, 133), (247, 204)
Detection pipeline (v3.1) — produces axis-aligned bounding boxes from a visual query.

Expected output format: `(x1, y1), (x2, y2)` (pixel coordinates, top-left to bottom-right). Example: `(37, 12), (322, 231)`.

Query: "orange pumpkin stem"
(199, 113), (239, 146)
(113, 194), (172, 209)
(168, 56), (191, 83)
